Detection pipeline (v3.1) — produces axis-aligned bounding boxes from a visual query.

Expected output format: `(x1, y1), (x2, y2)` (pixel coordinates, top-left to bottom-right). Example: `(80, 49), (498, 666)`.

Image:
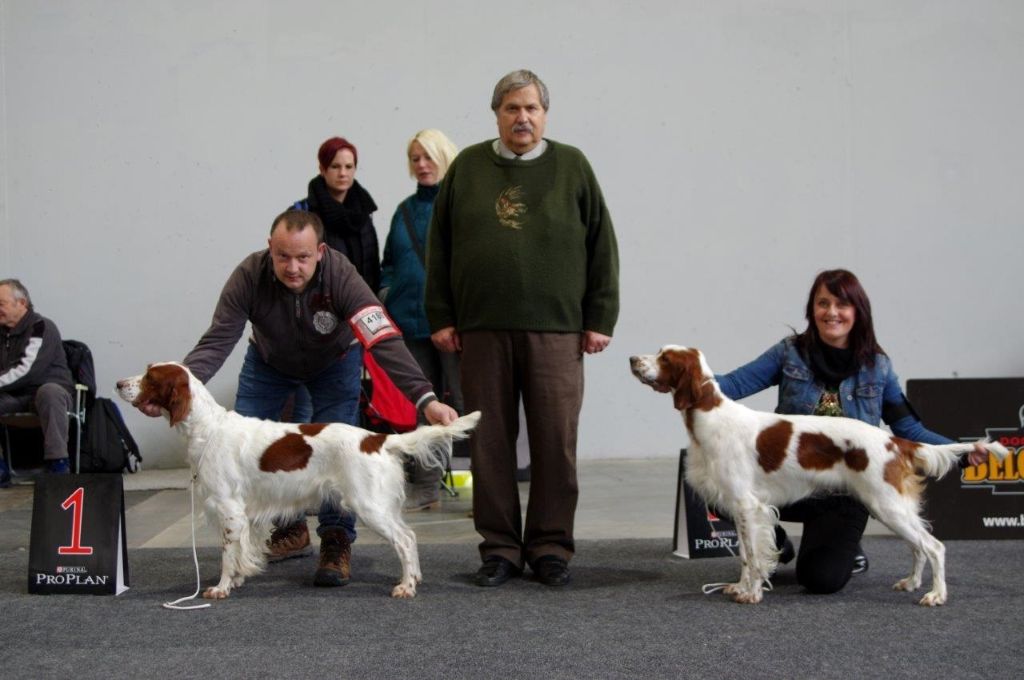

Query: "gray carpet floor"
(1, 535), (1021, 680)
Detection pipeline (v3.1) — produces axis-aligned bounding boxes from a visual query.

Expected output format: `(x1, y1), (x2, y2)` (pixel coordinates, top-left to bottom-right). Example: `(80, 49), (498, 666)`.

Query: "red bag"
(362, 351), (417, 433)
(347, 304), (418, 433)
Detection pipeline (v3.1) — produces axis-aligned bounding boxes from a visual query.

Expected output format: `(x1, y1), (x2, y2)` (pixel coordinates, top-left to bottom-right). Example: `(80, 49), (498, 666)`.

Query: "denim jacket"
(716, 337), (950, 445)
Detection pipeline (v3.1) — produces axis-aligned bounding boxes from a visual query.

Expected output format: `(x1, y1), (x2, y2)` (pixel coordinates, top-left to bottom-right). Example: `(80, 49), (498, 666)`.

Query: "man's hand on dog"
(424, 400), (458, 425)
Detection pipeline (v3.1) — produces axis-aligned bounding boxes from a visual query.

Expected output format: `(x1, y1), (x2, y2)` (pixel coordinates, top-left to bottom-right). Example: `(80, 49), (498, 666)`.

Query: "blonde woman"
(380, 129), (462, 511)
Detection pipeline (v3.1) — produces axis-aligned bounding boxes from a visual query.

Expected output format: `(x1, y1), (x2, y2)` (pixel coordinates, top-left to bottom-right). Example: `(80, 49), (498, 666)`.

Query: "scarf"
(306, 175), (378, 271)
(806, 340), (858, 390)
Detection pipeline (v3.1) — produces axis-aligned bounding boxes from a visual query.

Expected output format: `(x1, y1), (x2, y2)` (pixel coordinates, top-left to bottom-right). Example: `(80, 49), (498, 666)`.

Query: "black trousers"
(779, 495), (869, 594)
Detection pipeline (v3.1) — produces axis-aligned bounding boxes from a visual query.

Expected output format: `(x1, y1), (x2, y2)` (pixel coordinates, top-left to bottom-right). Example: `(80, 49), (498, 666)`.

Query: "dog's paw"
(391, 582), (417, 599)
(892, 577), (920, 592)
(202, 586), (230, 600)
(722, 583), (741, 596)
(730, 590), (763, 604)
(918, 590), (947, 607)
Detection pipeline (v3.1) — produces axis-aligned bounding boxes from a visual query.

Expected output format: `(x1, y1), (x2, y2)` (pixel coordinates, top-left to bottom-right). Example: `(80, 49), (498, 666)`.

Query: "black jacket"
(295, 177), (381, 293)
(0, 310), (73, 396)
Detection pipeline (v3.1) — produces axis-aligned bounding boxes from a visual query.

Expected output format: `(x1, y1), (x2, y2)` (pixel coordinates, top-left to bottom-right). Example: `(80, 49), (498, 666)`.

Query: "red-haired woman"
(294, 136), (380, 292)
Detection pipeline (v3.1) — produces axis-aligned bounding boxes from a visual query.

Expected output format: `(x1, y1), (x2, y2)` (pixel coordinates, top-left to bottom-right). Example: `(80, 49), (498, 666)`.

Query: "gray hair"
(491, 69), (549, 112)
(0, 278), (32, 310)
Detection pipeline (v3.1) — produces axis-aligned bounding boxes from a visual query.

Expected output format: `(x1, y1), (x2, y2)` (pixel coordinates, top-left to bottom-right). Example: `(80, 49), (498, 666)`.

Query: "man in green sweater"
(425, 69), (619, 588)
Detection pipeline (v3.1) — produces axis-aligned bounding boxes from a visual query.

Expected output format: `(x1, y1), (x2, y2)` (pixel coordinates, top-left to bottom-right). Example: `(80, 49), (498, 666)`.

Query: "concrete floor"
(121, 458), (682, 549)
(118, 456), (891, 551)
(0, 456), (892, 554)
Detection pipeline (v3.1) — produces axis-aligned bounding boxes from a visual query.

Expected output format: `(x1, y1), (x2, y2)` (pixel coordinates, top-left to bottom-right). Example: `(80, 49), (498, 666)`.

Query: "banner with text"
(28, 474), (129, 595)
(673, 449), (739, 558)
(908, 377), (1024, 540)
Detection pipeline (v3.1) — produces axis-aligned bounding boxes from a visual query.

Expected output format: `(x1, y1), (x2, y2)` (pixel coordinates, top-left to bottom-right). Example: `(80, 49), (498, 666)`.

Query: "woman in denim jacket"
(717, 269), (984, 595)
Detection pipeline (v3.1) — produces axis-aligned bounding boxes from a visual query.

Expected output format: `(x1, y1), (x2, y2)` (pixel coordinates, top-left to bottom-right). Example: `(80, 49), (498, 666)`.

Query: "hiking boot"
(44, 458), (70, 474)
(314, 529), (352, 587)
(266, 521), (313, 563)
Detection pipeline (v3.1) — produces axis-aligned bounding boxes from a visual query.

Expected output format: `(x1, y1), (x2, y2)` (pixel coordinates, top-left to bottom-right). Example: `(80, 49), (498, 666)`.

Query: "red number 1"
(58, 487), (94, 555)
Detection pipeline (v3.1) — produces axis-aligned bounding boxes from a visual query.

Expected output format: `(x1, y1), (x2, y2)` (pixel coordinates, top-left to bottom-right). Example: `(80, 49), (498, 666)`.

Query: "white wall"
(2, 0), (1022, 468)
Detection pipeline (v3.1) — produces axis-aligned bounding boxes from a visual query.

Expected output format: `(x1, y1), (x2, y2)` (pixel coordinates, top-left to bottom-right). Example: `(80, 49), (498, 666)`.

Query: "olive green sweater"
(425, 139), (619, 335)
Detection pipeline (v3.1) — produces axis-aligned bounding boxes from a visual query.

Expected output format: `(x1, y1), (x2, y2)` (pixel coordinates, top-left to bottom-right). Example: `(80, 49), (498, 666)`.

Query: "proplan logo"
(960, 404), (1024, 495)
(698, 509), (739, 551)
(35, 568), (110, 586)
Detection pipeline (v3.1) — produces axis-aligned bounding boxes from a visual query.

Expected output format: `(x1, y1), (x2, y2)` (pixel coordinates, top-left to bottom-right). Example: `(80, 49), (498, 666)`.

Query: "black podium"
(907, 377), (1024, 540)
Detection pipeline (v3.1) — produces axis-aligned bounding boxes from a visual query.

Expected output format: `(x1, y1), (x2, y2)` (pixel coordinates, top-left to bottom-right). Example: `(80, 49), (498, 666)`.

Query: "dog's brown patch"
(844, 447), (869, 472)
(662, 348), (722, 412)
(260, 433), (313, 472)
(755, 421), (792, 473)
(360, 433), (388, 454)
(298, 423), (328, 437)
(796, 432), (844, 470)
(883, 437), (922, 494)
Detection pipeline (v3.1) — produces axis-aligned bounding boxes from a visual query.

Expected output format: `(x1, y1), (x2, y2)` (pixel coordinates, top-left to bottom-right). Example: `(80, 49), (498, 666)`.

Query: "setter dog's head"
(116, 362), (193, 426)
(629, 346), (722, 412)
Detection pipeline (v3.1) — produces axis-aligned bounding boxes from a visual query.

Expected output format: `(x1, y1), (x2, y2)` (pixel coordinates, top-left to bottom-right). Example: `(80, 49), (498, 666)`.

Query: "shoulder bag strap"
(401, 201), (426, 267)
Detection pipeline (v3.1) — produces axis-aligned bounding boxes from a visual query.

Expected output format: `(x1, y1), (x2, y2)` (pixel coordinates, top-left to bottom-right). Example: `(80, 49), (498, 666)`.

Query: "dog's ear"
(672, 387), (691, 412)
(667, 350), (696, 411)
(669, 349), (711, 412)
(165, 366), (192, 426)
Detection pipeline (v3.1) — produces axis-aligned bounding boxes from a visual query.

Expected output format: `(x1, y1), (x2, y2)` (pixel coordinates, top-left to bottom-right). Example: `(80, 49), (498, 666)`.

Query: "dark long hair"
(795, 269), (885, 367)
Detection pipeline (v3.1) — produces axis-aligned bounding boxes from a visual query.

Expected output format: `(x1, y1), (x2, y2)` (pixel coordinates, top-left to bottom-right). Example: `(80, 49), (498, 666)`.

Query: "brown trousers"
(460, 330), (584, 567)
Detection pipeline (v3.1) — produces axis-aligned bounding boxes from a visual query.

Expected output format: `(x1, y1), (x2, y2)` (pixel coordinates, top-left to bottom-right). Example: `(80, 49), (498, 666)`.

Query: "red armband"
(348, 305), (401, 349)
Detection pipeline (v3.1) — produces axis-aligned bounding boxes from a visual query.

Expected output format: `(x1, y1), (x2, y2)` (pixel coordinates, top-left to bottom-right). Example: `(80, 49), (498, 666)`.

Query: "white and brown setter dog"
(630, 345), (1008, 606)
(117, 362), (480, 599)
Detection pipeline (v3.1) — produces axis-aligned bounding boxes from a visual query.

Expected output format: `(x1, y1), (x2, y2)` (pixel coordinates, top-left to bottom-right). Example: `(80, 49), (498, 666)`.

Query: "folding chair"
(0, 340), (91, 479)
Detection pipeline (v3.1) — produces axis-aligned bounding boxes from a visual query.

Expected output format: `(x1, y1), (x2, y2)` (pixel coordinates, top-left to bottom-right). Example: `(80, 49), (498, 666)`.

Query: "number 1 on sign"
(58, 487), (94, 555)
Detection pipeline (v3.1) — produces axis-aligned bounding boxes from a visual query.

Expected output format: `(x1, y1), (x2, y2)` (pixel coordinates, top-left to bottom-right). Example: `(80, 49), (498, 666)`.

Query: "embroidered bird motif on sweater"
(495, 186), (527, 229)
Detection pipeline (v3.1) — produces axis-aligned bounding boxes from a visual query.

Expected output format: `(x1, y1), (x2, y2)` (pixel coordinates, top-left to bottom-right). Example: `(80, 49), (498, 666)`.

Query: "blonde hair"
(407, 129), (459, 182)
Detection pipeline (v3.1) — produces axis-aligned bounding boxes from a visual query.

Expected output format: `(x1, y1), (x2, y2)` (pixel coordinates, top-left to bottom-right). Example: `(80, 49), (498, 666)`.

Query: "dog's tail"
(912, 439), (1009, 479)
(382, 411), (482, 470)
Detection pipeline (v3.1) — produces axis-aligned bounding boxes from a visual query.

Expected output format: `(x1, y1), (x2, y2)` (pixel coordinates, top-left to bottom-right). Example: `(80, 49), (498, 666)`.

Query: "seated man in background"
(0, 278), (73, 485)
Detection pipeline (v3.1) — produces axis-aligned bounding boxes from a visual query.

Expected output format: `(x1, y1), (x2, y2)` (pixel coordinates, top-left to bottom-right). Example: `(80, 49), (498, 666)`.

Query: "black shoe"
(474, 556), (522, 587)
(776, 526), (796, 565)
(532, 555), (571, 587)
(0, 458), (11, 488)
(851, 545), (869, 575)
(44, 458), (70, 474)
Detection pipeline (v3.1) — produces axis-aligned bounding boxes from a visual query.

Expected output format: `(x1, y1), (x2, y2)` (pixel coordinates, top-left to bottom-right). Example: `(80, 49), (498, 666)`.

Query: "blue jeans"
(235, 343), (362, 541)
